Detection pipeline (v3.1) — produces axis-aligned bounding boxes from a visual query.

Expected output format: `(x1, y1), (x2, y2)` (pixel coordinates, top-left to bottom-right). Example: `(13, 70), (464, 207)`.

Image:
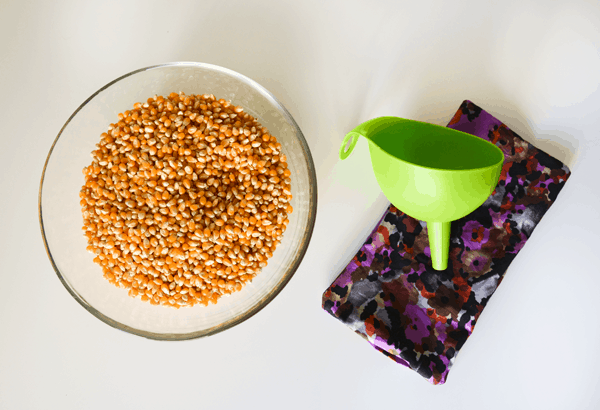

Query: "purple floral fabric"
(322, 101), (571, 384)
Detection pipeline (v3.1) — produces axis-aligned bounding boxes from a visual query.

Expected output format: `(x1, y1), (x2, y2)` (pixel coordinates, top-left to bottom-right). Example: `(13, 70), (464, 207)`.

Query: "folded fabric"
(322, 101), (571, 384)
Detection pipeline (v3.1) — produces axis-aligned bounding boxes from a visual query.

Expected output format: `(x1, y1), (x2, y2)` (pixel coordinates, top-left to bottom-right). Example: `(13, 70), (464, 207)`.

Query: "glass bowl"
(39, 62), (317, 340)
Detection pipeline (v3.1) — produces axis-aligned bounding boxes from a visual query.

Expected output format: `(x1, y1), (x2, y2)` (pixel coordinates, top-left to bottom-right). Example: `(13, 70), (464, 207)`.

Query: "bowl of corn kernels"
(39, 62), (317, 340)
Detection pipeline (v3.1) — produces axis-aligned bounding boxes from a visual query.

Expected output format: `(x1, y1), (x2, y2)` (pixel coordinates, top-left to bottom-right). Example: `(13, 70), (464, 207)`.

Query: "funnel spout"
(429, 221), (450, 270)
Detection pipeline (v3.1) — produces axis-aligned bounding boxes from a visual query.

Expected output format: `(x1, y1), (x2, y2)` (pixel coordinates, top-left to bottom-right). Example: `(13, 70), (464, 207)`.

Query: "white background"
(1, 0), (599, 409)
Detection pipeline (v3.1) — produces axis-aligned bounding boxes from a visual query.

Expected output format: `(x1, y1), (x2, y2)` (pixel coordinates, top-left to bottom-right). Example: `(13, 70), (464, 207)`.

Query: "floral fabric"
(322, 101), (571, 384)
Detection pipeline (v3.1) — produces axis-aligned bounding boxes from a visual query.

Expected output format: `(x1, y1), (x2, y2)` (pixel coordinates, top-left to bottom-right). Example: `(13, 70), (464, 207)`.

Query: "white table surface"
(2, 0), (600, 408)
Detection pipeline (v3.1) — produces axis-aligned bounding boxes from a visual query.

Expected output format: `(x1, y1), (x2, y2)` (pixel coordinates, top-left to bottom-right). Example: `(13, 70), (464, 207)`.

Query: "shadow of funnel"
(340, 117), (503, 270)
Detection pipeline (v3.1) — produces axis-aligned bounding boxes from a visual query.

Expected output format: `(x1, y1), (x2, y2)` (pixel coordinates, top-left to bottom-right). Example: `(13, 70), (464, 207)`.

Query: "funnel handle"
(340, 116), (406, 160)
(339, 132), (362, 160)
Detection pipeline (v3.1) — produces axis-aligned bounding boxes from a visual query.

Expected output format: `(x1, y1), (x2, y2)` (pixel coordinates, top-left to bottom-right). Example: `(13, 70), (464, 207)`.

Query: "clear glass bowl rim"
(38, 62), (318, 340)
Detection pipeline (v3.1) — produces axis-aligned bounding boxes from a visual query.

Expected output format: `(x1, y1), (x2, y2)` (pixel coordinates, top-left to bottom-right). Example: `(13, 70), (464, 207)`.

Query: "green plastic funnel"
(340, 117), (504, 270)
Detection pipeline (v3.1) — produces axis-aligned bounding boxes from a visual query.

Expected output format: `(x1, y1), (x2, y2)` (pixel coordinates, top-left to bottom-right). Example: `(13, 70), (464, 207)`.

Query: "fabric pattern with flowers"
(322, 101), (571, 384)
